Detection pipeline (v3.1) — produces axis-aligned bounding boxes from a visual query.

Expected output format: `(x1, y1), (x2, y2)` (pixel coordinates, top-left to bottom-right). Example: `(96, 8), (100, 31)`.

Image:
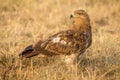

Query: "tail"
(19, 40), (58, 59)
(19, 45), (39, 59)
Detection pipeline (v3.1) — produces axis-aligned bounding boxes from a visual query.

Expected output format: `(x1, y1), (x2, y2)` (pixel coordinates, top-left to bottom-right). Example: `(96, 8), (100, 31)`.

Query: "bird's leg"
(64, 54), (78, 78)
(77, 50), (85, 64)
(64, 54), (77, 69)
(64, 54), (77, 65)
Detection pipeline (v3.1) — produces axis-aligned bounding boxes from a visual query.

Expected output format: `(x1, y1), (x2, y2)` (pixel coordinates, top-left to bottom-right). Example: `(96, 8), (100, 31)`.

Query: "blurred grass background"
(0, 0), (120, 80)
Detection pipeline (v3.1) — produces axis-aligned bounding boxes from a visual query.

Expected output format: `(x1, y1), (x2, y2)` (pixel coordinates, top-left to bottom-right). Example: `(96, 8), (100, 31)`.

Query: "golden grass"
(0, 0), (120, 80)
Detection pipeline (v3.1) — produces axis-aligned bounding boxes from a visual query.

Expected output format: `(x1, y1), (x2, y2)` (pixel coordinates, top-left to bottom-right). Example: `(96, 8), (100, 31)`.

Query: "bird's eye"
(70, 14), (73, 19)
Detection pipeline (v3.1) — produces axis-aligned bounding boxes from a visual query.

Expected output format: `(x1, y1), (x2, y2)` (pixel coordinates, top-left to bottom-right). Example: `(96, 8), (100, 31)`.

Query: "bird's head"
(70, 10), (90, 30)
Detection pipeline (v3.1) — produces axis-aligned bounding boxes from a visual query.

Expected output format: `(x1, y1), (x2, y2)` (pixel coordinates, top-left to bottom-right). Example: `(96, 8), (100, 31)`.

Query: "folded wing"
(34, 30), (88, 55)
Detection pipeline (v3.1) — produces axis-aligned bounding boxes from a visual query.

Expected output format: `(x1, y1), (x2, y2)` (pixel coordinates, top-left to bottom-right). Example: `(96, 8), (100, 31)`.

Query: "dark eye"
(70, 14), (73, 18)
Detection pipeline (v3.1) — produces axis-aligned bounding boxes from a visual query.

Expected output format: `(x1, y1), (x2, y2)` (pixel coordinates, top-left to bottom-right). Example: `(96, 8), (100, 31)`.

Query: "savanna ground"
(0, 0), (120, 80)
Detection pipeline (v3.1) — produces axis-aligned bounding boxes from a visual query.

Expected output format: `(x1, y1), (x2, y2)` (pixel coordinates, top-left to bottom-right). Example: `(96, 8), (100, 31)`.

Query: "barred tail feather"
(19, 40), (60, 59)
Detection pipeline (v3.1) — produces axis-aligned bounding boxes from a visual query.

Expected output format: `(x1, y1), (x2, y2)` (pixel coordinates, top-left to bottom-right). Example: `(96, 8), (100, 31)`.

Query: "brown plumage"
(19, 10), (92, 64)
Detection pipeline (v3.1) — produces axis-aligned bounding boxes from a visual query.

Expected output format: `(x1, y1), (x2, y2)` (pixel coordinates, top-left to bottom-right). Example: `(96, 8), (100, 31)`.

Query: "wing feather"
(40, 30), (88, 55)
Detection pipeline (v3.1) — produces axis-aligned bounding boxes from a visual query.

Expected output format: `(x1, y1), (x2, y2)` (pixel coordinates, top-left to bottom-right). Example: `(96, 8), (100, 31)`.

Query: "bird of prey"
(19, 10), (92, 64)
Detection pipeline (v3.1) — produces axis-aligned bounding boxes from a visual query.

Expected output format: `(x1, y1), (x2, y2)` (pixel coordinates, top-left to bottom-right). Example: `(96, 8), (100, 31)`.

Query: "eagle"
(19, 10), (92, 64)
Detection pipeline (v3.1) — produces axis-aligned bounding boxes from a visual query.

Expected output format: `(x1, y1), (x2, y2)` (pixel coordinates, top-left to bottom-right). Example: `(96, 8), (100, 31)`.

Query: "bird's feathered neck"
(72, 23), (91, 32)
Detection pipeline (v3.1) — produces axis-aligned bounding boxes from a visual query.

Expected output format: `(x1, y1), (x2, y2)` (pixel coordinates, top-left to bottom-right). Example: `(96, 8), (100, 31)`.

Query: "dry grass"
(0, 0), (120, 80)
